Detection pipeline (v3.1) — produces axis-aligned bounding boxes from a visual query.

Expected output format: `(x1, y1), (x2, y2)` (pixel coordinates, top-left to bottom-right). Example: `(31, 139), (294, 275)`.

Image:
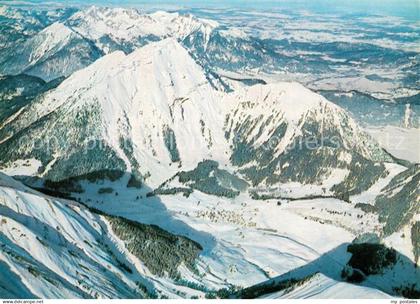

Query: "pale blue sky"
(1, 0), (419, 20)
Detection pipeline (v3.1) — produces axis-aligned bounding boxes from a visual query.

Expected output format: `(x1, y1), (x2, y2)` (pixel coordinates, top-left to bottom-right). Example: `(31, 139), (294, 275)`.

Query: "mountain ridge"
(0, 38), (394, 198)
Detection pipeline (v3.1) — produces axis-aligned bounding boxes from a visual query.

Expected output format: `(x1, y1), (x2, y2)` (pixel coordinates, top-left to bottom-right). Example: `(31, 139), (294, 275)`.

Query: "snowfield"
(259, 273), (391, 299)
(366, 126), (420, 164)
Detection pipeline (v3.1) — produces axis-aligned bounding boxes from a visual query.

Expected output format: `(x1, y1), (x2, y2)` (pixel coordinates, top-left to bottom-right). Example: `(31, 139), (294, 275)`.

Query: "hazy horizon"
(1, 0), (419, 20)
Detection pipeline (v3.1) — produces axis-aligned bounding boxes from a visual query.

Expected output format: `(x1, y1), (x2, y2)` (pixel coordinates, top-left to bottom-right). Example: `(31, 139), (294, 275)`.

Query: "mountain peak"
(46, 37), (206, 110)
(66, 6), (218, 44)
(0, 7), (219, 80)
(226, 82), (332, 124)
(128, 37), (184, 56)
(0, 38), (226, 183)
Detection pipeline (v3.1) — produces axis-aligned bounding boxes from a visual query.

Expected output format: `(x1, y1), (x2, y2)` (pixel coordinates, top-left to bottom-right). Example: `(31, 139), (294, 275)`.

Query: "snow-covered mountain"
(0, 7), (418, 299)
(0, 6), (280, 86)
(0, 22), (102, 82)
(0, 171), (214, 298)
(0, 6), (220, 81)
(66, 6), (218, 54)
(2, 160), (417, 299)
(0, 38), (228, 186)
(0, 172), (149, 298)
(2, 42), (417, 283)
(0, 6), (80, 80)
(223, 83), (392, 197)
(2, 4), (418, 111)
(0, 6), (77, 49)
(0, 38), (391, 197)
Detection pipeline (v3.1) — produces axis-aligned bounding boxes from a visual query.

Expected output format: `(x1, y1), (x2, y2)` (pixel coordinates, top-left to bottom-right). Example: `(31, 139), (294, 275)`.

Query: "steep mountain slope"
(223, 83), (392, 197)
(0, 38), (394, 197)
(0, 41), (415, 283)
(4, 162), (415, 299)
(0, 6), (220, 82)
(183, 27), (282, 74)
(375, 165), (420, 237)
(258, 273), (391, 299)
(0, 6), (77, 50)
(352, 163), (420, 263)
(0, 74), (63, 127)
(0, 171), (210, 298)
(0, 6), (276, 86)
(229, 238), (418, 299)
(65, 7), (218, 54)
(2, 5), (418, 112)
(0, 172), (148, 298)
(0, 22), (102, 82)
(0, 38), (228, 186)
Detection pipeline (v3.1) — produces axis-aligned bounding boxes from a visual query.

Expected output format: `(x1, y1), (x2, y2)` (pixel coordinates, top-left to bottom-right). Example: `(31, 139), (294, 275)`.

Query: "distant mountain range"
(1, 6), (418, 128)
